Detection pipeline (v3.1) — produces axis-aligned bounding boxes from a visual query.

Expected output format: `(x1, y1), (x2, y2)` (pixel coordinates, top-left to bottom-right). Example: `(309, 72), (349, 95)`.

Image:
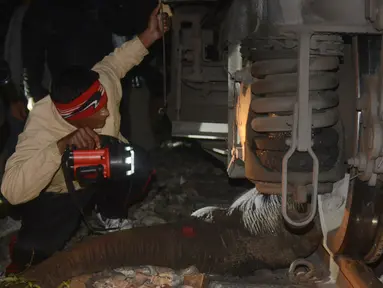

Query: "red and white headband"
(53, 80), (107, 121)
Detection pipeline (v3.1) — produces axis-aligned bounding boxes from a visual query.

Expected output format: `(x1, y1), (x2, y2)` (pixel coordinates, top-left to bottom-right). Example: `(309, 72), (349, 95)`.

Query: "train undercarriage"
(163, 0), (383, 286)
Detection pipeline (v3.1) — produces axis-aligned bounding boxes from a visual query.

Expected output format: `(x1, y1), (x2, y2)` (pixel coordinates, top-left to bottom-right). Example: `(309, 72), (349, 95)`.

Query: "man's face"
(69, 104), (110, 130)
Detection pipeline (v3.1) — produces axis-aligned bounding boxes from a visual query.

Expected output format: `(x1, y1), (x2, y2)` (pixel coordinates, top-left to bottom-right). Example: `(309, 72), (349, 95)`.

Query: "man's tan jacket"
(1, 37), (148, 205)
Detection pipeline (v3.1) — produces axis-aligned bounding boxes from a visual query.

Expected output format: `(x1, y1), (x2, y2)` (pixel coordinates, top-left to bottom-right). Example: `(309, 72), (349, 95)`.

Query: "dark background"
(0, 0), (22, 55)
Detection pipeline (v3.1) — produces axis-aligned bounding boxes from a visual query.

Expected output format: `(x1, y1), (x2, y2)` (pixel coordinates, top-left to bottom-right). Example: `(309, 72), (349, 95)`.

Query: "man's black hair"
(50, 66), (99, 104)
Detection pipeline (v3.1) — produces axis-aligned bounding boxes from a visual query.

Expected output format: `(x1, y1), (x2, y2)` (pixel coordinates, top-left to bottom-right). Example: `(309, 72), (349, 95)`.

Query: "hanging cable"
(159, 0), (168, 113)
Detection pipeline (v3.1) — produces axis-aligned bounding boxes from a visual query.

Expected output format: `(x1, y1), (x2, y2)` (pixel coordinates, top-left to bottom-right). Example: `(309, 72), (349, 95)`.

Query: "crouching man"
(1, 5), (169, 274)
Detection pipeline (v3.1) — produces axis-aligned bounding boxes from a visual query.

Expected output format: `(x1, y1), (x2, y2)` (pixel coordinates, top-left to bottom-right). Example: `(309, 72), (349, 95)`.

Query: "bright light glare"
(125, 150), (135, 176)
(27, 98), (34, 111)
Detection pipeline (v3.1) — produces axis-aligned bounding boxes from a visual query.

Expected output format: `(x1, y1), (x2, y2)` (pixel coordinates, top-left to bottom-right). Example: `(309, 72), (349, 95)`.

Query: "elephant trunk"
(13, 218), (320, 288)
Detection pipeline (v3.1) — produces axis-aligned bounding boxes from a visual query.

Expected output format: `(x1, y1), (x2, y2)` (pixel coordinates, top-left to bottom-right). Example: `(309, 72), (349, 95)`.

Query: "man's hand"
(57, 127), (101, 154)
(10, 101), (27, 121)
(139, 4), (170, 48)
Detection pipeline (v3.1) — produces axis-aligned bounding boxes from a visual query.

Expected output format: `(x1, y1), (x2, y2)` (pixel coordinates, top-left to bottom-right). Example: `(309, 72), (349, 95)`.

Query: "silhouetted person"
(22, 0), (113, 102)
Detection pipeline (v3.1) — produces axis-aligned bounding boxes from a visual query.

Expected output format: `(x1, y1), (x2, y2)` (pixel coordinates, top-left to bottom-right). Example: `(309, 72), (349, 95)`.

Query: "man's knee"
(12, 192), (92, 253)
(11, 213), (82, 268)
(12, 240), (54, 267)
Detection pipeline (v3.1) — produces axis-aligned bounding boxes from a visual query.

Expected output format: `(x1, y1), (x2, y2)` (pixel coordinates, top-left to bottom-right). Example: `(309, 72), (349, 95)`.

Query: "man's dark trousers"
(8, 175), (154, 273)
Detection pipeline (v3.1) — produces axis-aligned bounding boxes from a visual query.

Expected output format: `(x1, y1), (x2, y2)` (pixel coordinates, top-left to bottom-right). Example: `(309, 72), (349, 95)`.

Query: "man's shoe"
(95, 213), (133, 233)
(5, 235), (23, 275)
